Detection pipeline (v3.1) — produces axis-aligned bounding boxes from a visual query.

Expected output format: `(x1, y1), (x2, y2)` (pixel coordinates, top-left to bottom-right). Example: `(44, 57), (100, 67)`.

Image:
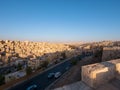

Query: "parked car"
(54, 72), (61, 78)
(26, 84), (37, 90)
(65, 66), (70, 70)
(47, 73), (55, 79)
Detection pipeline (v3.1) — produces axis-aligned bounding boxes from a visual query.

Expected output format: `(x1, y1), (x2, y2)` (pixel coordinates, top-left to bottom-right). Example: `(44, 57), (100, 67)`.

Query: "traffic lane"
(9, 55), (88, 90)
(24, 55), (89, 90)
(10, 60), (71, 90)
(27, 60), (71, 90)
(10, 54), (91, 90)
(23, 61), (70, 90)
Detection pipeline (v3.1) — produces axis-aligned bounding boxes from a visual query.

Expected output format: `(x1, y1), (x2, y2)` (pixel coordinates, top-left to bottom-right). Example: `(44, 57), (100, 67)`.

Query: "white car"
(26, 84), (37, 90)
(54, 72), (61, 78)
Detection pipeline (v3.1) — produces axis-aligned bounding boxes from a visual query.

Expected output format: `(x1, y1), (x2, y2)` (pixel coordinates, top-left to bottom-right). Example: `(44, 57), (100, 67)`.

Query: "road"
(9, 54), (91, 90)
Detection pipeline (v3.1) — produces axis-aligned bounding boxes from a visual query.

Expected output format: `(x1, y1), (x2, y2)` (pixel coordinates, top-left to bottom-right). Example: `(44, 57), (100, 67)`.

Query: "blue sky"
(0, 0), (120, 42)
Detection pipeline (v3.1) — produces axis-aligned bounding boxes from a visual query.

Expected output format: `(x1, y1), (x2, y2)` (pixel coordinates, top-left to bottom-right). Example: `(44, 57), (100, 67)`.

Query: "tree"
(6, 69), (11, 74)
(94, 49), (103, 58)
(8, 57), (11, 64)
(71, 59), (77, 65)
(26, 67), (32, 75)
(17, 63), (22, 71)
(93, 46), (103, 62)
(0, 75), (5, 85)
(41, 60), (49, 68)
(61, 52), (66, 59)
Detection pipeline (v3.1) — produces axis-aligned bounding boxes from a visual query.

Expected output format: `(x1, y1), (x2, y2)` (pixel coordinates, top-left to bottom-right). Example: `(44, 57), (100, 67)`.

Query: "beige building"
(28, 59), (41, 69)
(102, 46), (120, 61)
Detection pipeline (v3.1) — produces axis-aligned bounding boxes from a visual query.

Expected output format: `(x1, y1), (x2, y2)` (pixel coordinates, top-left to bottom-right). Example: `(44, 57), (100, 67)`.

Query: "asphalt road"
(9, 54), (91, 90)
(9, 59), (73, 90)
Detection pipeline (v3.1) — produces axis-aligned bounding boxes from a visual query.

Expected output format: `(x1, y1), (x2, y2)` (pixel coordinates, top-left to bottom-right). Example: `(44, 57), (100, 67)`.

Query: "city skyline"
(0, 0), (120, 42)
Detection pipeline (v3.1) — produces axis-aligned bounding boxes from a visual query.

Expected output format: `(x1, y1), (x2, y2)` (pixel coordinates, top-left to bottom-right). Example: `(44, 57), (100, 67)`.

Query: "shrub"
(41, 60), (49, 68)
(0, 75), (5, 85)
(71, 59), (77, 65)
(26, 67), (32, 75)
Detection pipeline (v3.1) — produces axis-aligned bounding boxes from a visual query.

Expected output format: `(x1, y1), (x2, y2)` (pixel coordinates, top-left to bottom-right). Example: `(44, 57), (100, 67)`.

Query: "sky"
(0, 0), (120, 42)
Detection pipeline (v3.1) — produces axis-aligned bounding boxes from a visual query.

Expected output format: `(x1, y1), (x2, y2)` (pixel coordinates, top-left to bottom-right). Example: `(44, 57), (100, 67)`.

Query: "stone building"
(27, 59), (41, 70)
(5, 70), (26, 83)
(102, 46), (120, 61)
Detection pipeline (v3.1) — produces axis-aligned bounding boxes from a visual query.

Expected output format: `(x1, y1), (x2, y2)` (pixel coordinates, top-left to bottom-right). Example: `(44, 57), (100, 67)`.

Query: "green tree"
(71, 59), (77, 65)
(17, 63), (22, 71)
(26, 67), (32, 75)
(41, 60), (49, 68)
(0, 75), (5, 85)
(8, 57), (11, 64)
(94, 49), (103, 58)
(61, 52), (66, 59)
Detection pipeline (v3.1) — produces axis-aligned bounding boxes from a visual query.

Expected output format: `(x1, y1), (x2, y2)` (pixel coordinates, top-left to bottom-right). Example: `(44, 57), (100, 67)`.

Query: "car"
(47, 73), (55, 79)
(54, 72), (61, 78)
(26, 84), (37, 90)
(65, 66), (70, 70)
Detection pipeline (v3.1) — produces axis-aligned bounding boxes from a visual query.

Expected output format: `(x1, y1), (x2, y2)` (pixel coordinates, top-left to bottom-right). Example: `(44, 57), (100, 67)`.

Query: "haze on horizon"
(0, 0), (120, 42)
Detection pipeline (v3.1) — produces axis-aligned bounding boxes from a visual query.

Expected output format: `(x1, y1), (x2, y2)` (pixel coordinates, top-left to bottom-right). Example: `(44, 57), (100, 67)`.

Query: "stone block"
(108, 59), (120, 80)
(82, 61), (116, 88)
